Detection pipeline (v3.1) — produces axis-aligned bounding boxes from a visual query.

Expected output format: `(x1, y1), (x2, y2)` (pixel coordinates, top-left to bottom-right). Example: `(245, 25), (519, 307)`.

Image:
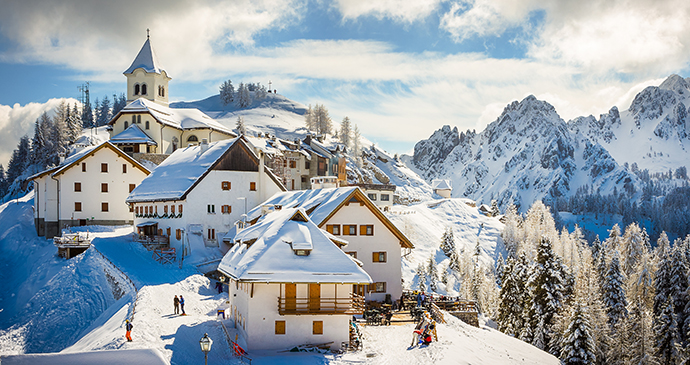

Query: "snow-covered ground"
(0, 192), (559, 364)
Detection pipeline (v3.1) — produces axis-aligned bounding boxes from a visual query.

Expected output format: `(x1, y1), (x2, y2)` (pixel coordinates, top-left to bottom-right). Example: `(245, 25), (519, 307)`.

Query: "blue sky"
(1, 0), (690, 165)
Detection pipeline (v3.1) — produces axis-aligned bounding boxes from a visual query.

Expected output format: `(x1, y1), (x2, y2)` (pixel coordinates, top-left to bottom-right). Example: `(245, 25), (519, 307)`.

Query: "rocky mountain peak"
(659, 74), (690, 96)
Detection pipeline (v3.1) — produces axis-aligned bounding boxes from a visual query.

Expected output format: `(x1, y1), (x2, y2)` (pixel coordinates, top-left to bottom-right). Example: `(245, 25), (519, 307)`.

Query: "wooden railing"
(134, 235), (169, 250)
(278, 293), (365, 315)
(53, 233), (91, 248)
(430, 302), (446, 324)
(434, 300), (477, 313)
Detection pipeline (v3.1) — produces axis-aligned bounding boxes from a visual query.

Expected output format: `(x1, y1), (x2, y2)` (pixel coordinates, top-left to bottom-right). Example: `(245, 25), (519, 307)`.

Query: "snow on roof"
(109, 124), (157, 145)
(117, 98), (234, 135)
(245, 187), (360, 225)
(123, 37), (167, 76)
(217, 208), (371, 283)
(432, 179), (452, 190)
(126, 137), (243, 203)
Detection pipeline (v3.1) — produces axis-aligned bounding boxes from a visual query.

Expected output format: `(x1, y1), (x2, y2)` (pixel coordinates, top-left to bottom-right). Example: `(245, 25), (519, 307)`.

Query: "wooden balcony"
(278, 293), (365, 315)
(134, 234), (169, 250)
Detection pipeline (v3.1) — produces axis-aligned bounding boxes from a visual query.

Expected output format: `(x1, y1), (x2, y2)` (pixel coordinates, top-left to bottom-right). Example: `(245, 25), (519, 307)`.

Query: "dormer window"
(187, 135), (198, 143)
(294, 249), (310, 256)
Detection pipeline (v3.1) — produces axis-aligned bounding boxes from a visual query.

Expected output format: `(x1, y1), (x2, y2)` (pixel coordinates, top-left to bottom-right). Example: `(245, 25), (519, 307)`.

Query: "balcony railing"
(134, 235), (169, 250)
(278, 293), (365, 315)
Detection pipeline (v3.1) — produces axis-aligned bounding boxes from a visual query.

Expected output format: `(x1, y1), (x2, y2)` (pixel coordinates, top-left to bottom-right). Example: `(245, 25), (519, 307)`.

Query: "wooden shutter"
(360, 225), (366, 235)
(313, 321), (323, 335)
(275, 320), (286, 335)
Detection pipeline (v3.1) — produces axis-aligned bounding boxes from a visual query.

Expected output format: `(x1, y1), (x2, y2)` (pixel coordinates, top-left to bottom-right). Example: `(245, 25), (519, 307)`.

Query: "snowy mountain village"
(2, 33), (690, 365)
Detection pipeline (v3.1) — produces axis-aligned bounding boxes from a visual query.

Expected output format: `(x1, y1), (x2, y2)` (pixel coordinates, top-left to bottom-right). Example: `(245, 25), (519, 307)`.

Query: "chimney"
(58, 152), (66, 164)
(200, 138), (209, 153)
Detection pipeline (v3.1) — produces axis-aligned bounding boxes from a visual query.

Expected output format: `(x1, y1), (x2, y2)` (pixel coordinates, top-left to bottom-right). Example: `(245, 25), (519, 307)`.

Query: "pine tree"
(0, 165), (7, 198)
(237, 82), (251, 108)
(501, 203), (522, 258)
(619, 222), (646, 278)
(654, 296), (681, 364)
(601, 253), (628, 328)
(427, 255), (438, 292)
(339, 116), (352, 148)
(220, 80), (234, 106)
(440, 227), (457, 258)
(112, 93), (127, 115)
(490, 200), (500, 217)
(67, 103), (83, 142)
(416, 263), (427, 292)
(312, 104), (332, 135)
(497, 257), (525, 336)
(96, 96), (112, 126)
(236, 116), (246, 136)
(304, 104), (315, 132)
(81, 91), (93, 128)
(528, 237), (567, 355)
(667, 245), (688, 342)
(6, 136), (30, 190)
(352, 124), (362, 167)
(560, 302), (596, 365)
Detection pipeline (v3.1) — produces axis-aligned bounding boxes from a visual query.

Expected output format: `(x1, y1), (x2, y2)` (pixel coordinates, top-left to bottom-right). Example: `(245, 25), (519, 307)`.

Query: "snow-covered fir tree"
(667, 244), (688, 343)
(304, 105), (314, 131)
(219, 80), (234, 106)
(440, 227), (457, 258)
(619, 222), (648, 278)
(501, 203), (522, 258)
(236, 116), (246, 136)
(351, 124), (362, 167)
(311, 104), (332, 136)
(237, 82), (251, 108)
(560, 302), (596, 365)
(339, 116), (352, 148)
(497, 256), (527, 337)
(415, 263), (427, 292)
(602, 252), (628, 328)
(654, 296), (681, 364)
(427, 255), (438, 292)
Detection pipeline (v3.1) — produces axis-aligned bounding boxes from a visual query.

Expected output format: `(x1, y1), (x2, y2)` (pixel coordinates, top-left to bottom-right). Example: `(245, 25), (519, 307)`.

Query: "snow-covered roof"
(432, 179), (452, 190)
(112, 98), (235, 136)
(217, 208), (371, 283)
(109, 124), (157, 146)
(28, 141), (150, 181)
(123, 37), (168, 76)
(126, 137), (285, 203)
(244, 187), (414, 248)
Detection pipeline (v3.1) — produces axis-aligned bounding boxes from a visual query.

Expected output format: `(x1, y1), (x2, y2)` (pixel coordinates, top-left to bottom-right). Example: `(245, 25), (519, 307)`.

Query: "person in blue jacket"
(179, 295), (186, 315)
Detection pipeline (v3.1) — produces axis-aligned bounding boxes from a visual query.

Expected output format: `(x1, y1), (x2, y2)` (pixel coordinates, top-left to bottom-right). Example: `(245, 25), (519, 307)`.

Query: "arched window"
(145, 121), (150, 130)
(131, 115), (136, 124)
(172, 137), (179, 152)
(187, 135), (198, 143)
(161, 86), (165, 97)
(137, 115), (141, 124)
(124, 121), (129, 129)
(134, 84), (140, 95)
(141, 84), (147, 95)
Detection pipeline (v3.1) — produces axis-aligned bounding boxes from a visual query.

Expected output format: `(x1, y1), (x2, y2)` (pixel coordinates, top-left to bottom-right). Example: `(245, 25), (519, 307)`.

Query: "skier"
(179, 295), (186, 315)
(174, 295), (180, 314)
(125, 320), (133, 342)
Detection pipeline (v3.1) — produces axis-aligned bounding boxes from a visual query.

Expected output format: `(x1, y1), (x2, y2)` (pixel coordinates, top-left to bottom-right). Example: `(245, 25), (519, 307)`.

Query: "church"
(108, 33), (235, 156)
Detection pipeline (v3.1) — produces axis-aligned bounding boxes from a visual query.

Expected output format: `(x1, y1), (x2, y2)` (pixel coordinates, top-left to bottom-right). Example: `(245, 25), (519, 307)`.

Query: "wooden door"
(285, 283), (296, 312)
(309, 283), (320, 312)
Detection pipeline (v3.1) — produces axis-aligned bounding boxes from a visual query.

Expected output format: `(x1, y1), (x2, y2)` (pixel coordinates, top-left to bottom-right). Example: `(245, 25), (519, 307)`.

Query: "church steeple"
(124, 31), (171, 106)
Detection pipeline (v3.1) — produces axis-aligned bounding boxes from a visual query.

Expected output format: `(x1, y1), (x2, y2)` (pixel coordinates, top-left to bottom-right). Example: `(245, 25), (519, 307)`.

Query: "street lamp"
(199, 333), (213, 365)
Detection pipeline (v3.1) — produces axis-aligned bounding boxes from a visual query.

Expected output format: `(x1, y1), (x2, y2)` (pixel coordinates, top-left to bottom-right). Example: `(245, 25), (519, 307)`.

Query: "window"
(289, 160), (296, 168)
(101, 163), (108, 173)
(101, 183), (108, 193)
(207, 205), (215, 214)
(74, 202), (82, 212)
(343, 225), (357, 235)
(221, 205), (231, 214)
(122, 164), (127, 173)
(124, 121), (128, 129)
(381, 194), (390, 201)
(134, 84), (140, 95)
(131, 115), (136, 124)
(145, 121), (149, 130)
(176, 229), (182, 240)
(129, 184), (136, 193)
(141, 83), (147, 95)
(171, 205), (175, 214)
(164, 205), (168, 214)
(221, 181), (231, 190)
(360, 225), (374, 236)
(74, 182), (81, 192)
(101, 202), (109, 212)
(250, 182), (256, 191)
(294, 249), (310, 256)
(166, 227), (171, 237)
(368, 193), (377, 201)
(305, 161), (310, 170)
(313, 321), (323, 335)
(208, 228), (215, 240)
(82, 163), (86, 172)
(179, 204), (183, 213)
(187, 135), (198, 143)
(137, 115), (141, 124)
(372, 252), (387, 263)
(372, 282), (387, 293)
(326, 224), (340, 235)
(144, 206), (148, 214)
(346, 251), (357, 259)
(275, 320), (286, 335)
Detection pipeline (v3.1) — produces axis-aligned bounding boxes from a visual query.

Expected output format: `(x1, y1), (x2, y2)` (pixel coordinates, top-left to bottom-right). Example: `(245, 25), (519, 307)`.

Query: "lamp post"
(199, 333), (212, 365)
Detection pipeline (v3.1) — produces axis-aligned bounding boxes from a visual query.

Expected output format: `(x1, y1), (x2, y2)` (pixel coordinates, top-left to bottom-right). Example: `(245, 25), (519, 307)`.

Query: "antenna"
(77, 82), (90, 110)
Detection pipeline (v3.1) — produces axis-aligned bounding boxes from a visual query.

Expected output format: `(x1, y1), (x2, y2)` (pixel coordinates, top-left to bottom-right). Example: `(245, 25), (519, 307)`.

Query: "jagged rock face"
(412, 125), (460, 179)
(410, 95), (638, 210)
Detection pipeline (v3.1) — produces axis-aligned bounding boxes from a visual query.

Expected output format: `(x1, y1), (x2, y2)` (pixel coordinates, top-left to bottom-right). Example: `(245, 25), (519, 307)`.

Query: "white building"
(232, 187), (413, 302)
(126, 137), (285, 258)
(217, 207), (371, 351)
(432, 179), (452, 199)
(350, 183), (396, 208)
(30, 141), (151, 238)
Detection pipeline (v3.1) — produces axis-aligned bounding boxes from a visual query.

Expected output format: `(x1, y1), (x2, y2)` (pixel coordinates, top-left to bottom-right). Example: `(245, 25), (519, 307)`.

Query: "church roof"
(123, 37), (168, 76)
(112, 98), (235, 135)
(110, 124), (157, 146)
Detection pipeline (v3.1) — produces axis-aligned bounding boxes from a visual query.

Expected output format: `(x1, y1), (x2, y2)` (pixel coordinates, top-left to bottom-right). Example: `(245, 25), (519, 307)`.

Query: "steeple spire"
(147, 28), (150, 39)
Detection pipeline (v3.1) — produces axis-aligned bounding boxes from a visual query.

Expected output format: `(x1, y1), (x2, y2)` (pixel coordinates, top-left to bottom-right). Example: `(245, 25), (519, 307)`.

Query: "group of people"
(410, 311), (436, 348)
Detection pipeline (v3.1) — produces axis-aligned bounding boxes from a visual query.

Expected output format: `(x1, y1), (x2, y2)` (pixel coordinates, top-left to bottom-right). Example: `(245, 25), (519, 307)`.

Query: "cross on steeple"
(268, 80), (272, 90)
(147, 28), (150, 39)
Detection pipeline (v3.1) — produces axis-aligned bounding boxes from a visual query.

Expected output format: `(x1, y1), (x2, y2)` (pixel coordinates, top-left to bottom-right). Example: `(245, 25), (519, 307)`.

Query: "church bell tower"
(123, 30), (171, 106)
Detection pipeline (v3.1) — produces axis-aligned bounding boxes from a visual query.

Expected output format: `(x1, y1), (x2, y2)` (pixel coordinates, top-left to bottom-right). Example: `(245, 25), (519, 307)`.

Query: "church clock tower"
(123, 30), (171, 106)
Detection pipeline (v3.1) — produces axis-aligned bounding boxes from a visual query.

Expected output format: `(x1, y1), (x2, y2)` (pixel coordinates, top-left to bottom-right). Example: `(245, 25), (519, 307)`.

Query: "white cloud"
(333, 0), (444, 23)
(0, 99), (77, 166)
